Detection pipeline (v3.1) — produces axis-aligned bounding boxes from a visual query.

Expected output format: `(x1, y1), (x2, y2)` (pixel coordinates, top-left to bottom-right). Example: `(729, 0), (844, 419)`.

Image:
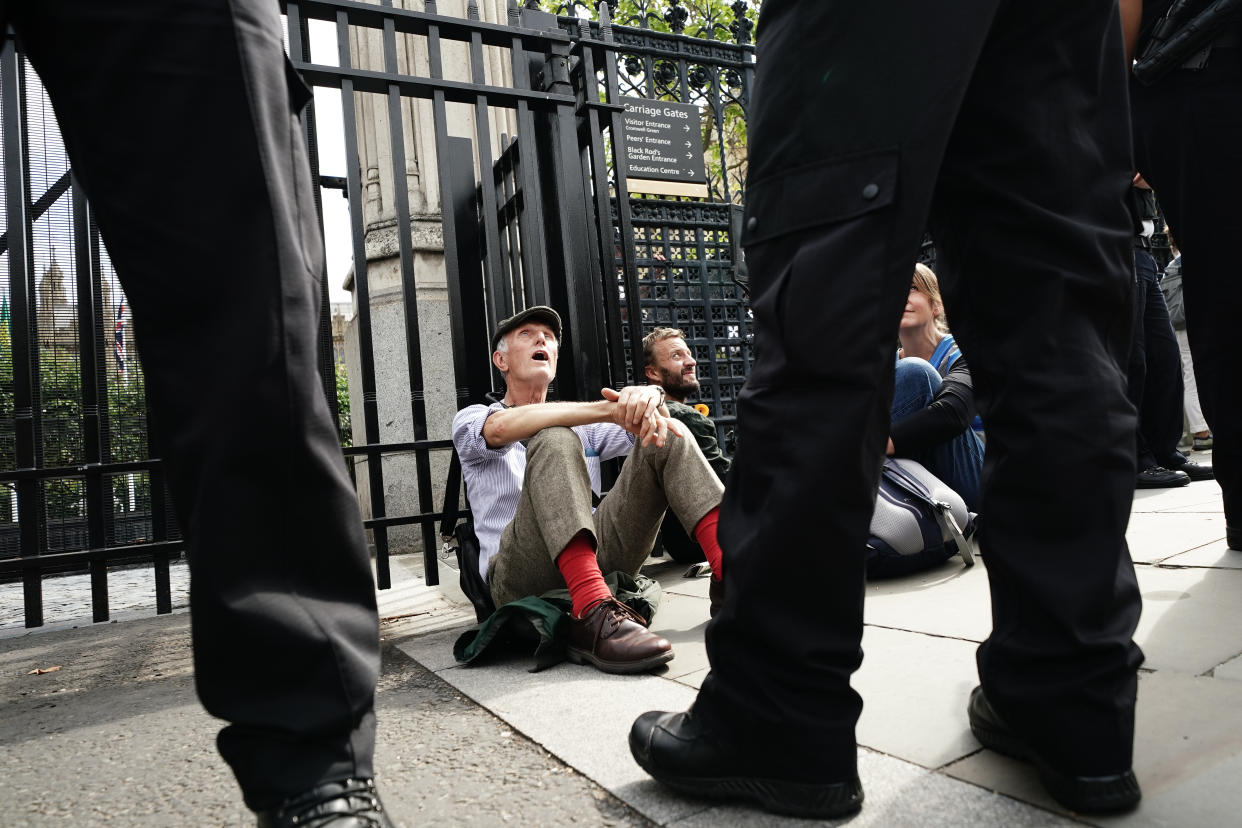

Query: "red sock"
(694, 508), (723, 581)
(556, 534), (612, 617)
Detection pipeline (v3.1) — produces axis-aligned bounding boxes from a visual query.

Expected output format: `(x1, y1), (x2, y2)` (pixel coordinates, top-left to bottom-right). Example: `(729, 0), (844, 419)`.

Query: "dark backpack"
(867, 458), (976, 578)
(441, 451), (496, 623)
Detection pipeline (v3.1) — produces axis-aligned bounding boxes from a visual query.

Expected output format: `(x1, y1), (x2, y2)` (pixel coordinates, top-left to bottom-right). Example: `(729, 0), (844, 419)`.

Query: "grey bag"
(867, 458), (975, 578)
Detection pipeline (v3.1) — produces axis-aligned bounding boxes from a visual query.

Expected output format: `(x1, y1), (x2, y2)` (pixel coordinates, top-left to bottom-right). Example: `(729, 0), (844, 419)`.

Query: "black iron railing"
(0, 0), (755, 627)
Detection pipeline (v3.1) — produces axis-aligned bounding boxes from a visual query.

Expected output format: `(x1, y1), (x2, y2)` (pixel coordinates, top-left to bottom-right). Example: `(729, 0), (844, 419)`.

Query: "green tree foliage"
(540, 0), (758, 38)
(336, 360), (352, 448)
(109, 368), (151, 516)
(37, 352), (86, 519)
(0, 332), (151, 526)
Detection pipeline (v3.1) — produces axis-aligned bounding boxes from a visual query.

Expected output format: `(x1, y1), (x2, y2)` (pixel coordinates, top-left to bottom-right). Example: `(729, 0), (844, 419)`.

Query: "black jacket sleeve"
(889, 356), (978, 455)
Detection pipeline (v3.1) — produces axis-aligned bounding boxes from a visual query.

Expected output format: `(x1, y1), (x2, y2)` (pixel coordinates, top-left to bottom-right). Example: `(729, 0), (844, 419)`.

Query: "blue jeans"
(891, 357), (985, 511)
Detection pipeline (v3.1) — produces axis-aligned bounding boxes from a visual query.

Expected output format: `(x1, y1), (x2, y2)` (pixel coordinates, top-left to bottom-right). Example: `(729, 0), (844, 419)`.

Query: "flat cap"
(491, 305), (562, 352)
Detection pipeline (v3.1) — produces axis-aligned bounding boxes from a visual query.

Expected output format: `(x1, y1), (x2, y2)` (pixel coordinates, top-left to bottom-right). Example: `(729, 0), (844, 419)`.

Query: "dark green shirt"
(666, 401), (730, 481)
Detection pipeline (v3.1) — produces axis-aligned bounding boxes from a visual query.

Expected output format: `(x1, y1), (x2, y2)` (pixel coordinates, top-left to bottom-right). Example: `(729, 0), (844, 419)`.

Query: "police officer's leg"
(8, 0), (380, 812)
(1135, 250), (1187, 468)
(632, 1), (1005, 810)
(1132, 50), (1242, 540)
(931, 0), (1143, 776)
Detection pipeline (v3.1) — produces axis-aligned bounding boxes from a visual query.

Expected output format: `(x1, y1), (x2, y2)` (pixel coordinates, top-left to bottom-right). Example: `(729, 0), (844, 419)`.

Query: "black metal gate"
(0, 0), (755, 628)
(453, 2), (756, 449)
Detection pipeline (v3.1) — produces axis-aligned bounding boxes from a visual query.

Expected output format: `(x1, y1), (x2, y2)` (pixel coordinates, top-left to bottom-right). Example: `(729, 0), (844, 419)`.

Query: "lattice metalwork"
(616, 198), (751, 450)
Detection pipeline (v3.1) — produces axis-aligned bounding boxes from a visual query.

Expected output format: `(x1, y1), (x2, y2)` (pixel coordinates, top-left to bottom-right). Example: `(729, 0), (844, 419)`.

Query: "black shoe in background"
(1228, 524), (1241, 551)
(256, 778), (393, 828)
(967, 687), (1140, 814)
(1163, 456), (1214, 481)
(629, 708), (863, 819)
(1136, 466), (1190, 489)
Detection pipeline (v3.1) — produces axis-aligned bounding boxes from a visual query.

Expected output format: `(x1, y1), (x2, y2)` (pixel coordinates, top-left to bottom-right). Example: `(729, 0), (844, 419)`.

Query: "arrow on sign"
(685, 140), (691, 147)
(685, 152), (693, 159)
(683, 125), (690, 132)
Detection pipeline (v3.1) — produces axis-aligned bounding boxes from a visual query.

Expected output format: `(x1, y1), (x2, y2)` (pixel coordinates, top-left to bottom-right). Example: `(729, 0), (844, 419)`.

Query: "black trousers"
(1131, 47), (1242, 530)
(4, 0), (380, 809)
(1130, 247), (1185, 470)
(698, 0), (1143, 778)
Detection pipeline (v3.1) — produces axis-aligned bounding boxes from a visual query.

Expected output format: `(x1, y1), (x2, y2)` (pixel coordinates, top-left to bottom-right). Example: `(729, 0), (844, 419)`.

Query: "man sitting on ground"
(452, 307), (725, 674)
(642, 327), (730, 612)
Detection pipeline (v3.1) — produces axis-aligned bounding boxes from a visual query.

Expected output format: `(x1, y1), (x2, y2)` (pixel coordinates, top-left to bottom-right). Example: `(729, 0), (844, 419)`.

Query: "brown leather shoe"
(567, 598), (674, 674)
(708, 576), (724, 618)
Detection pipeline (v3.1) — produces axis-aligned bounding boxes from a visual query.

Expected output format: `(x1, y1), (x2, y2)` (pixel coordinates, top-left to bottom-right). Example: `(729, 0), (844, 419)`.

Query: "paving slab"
(398, 646), (707, 824)
(647, 592), (711, 682)
(402, 635), (1069, 828)
(948, 670), (1242, 827)
(864, 559), (992, 643)
(393, 626), (470, 673)
(1153, 499), (1231, 514)
(669, 748), (1077, 828)
(673, 667), (709, 690)
(1132, 565), (1242, 674)
(1159, 541), (1242, 570)
(1098, 671), (1242, 827)
(943, 745), (1069, 818)
(1213, 652), (1242, 682)
(854, 626), (982, 769)
(1132, 481), (1222, 514)
(1125, 512), (1228, 564)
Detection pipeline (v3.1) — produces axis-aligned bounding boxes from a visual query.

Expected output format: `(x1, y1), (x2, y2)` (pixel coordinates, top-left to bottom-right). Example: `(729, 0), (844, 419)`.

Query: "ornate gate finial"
(730, 1), (753, 45)
(665, 0), (688, 34)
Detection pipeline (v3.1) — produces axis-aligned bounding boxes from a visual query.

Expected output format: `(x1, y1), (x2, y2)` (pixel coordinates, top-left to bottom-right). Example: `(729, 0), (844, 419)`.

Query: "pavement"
(2, 460), (1240, 826)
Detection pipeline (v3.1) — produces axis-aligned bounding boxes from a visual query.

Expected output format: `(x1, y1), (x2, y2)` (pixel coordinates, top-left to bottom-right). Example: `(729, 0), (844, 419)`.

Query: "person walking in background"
(2, 2), (391, 824)
(1160, 252), (1214, 450)
(889, 263), (985, 510)
(1128, 180), (1213, 488)
(630, 0), (1144, 818)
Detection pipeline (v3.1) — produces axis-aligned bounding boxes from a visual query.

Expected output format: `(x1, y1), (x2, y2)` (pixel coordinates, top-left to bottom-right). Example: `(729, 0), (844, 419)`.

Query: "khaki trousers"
(488, 426), (723, 607)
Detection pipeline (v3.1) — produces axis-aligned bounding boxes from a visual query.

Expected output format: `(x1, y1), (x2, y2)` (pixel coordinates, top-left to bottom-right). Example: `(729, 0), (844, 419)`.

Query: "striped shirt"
(451, 402), (636, 581)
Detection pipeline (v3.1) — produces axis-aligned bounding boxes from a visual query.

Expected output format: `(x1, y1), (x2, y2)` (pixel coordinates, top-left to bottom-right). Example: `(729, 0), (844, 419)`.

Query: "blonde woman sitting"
(888, 263), (984, 511)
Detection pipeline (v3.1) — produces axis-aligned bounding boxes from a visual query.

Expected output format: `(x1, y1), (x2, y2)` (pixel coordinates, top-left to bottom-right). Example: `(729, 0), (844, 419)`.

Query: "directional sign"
(620, 97), (708, 197)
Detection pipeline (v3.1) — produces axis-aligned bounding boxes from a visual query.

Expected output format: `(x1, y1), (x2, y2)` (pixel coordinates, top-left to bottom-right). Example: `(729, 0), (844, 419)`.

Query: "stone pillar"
(343, 0), (518, 557)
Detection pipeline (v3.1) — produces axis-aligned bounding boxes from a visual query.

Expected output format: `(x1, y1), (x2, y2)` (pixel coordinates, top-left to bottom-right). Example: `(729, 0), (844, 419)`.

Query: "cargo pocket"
(741, 147), (899, 247)
(283, 54), (322, 278)
(742, 148), (903, 384)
